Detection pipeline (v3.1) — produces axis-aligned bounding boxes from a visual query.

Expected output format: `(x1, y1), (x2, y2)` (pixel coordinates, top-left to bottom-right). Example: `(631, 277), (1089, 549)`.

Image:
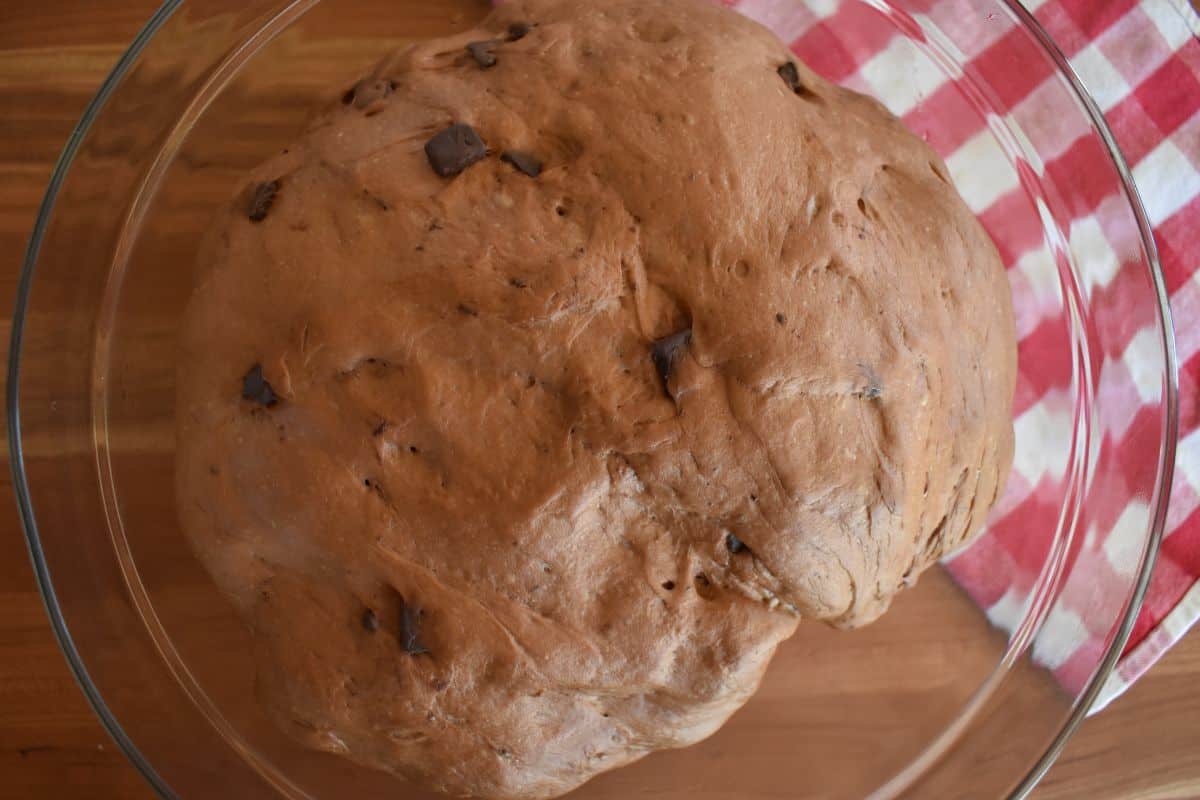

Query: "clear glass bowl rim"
(5, 1), (1180, 798)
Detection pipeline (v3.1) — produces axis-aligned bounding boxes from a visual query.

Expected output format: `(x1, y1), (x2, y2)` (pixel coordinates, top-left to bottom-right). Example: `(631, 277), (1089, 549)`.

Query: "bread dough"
(176, 0), (1017, 797)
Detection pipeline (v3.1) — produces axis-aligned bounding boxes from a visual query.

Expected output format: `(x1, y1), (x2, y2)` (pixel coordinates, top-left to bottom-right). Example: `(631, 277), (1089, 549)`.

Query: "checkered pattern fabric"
(720, 0), (1198, 709)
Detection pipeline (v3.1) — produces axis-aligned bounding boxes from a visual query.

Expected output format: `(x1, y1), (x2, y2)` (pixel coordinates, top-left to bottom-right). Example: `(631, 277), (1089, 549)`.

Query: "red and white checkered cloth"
(717, 0), (1198, 709)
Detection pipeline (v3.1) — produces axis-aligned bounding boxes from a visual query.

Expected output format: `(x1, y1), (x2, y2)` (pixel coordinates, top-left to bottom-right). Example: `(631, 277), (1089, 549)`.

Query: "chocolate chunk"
(347, 78), (395, 109)
(467, 39), (503, 69)
(247, 181), (280, 222)
(778, 62), (802, 93)
(857, 364), (884, 400)
(501, 150), (543, 178)
(241, 364), (279, 407)
(399, 600), (430, 655)
(662, 580), (676, 591)
(425, 124), (488, 178)
(361, 608), (380, 632)
(507, 22), (532, 41)
(650, 329), (692, 391)
(778, 62), (819, 100)
(775, 312), (786, 324)
(726, 533), (749, 554)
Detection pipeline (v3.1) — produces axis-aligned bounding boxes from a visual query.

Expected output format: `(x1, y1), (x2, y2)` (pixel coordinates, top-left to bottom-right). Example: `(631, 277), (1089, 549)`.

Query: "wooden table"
(1, 2), (1198, 798)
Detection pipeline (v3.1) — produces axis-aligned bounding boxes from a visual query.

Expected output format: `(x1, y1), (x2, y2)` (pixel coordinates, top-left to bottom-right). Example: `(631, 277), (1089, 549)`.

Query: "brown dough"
(176, 0), (1017, 797)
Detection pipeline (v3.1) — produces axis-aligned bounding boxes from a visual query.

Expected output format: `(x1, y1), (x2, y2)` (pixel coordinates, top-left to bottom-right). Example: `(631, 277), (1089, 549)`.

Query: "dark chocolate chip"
(467, 39), (503, 69)
(662, 580), (676, 591)
(362, 608), (380, 632)
(775, 312), (786, 324)
(507, 22), (532, 41)
(726, 533), (749, 554)
(650, 329), (693, 392)
(457, 303), (479, 317)
(501, 150), (543, 178)
(425, 124), (488, 178)
(778, 62), (820, 101)
(509, 277), (528, 289)
(248, 181), (280, 222)
(778, 62), (803, 93)
(399, 599), (430, 655)
(241, 364), (279, 407)
(857, 364), (884, 400)
(347, 77), (394, 109)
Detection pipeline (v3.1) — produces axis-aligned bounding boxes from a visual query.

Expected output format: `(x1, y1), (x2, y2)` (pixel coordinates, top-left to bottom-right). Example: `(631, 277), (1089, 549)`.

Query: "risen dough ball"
(176, 0), (1017, 797)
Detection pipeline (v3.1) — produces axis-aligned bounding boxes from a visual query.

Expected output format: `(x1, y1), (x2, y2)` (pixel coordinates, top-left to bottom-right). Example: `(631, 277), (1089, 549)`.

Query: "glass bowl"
(7, 0), (1178, 798)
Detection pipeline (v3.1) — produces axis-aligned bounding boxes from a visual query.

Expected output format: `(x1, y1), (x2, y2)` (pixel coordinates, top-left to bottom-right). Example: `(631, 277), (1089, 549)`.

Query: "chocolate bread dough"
(176, 0), (1017, 797)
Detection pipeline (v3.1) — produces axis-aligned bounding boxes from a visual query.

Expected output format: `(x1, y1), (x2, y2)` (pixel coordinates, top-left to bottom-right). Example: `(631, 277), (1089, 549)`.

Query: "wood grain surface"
(1, 2), (1198, 798)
